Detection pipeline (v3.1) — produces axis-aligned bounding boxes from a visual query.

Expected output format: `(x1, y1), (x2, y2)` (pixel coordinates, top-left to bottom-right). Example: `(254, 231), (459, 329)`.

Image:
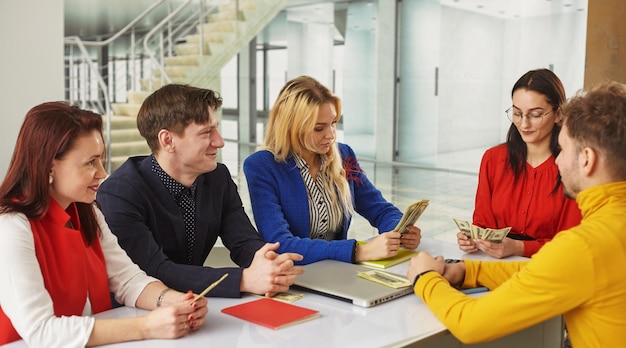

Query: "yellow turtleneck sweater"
(414, 181), (626, 347)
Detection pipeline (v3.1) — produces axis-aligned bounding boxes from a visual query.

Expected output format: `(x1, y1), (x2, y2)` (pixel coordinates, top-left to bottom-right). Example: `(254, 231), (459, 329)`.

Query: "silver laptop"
(293, 260), (413, 307)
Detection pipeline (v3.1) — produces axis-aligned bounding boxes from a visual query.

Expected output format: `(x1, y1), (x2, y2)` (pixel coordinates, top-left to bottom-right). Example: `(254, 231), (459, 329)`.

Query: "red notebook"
(221, 298), (320, 330)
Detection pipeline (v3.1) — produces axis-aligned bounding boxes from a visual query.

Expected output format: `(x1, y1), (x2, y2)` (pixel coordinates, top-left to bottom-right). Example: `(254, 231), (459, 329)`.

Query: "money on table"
(357, 270), (412, 289)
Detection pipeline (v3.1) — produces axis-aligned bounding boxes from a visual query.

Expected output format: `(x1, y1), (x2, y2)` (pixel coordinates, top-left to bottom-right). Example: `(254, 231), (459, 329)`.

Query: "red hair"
(0, 102), (104, 244)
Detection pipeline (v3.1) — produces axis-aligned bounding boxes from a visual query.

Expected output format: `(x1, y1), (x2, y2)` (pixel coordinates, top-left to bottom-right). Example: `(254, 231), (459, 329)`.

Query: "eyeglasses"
(505, 107), (552, 125)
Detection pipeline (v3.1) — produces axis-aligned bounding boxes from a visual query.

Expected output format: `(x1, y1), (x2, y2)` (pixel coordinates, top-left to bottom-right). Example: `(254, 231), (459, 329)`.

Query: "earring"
(49, 175), (54, 184)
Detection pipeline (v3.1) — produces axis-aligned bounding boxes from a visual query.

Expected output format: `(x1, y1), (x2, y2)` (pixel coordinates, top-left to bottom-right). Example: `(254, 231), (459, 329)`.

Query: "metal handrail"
(63, 0), (237, 172)
(64, 36), (115, 172)
(142, 0), (221, 89)
(143, 0), (194, 89)
(64, 0), (172, 173)
(63, 0), (197, 172)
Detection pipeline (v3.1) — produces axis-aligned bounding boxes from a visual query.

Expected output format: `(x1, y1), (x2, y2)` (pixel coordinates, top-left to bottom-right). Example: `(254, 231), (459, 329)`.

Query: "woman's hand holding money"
(400, 225), (422, 250)
(457, 232), (479, 253)
(354, 232), (402, 262)
(473, 237), (523, 258)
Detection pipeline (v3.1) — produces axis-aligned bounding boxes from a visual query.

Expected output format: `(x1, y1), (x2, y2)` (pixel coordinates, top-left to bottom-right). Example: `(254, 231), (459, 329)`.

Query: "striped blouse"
(293, 154), (343, 240)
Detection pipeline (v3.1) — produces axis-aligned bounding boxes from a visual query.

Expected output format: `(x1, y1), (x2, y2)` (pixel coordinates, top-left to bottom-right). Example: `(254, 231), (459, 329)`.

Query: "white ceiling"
(64, 0), (172, 38)
(439, 0), (587, 19)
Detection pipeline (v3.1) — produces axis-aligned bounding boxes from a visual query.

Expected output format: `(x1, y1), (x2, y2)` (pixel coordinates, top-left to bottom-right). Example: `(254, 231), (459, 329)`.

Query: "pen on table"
(190, 273), (229, 304)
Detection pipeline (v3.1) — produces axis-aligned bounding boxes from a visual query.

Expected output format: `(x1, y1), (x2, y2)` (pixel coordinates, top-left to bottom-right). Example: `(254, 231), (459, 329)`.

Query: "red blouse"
(0, 200), (111, 344)
(473, 144), (582, 257)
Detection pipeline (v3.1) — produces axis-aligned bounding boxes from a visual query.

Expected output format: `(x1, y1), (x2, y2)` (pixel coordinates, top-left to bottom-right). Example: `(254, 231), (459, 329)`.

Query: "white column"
(375, 0), (397, 163)
(396, 0), (441, 164)
(0, 0), (64, 180)
(342, 1), (377, 158)
(238, 38), (257, 144)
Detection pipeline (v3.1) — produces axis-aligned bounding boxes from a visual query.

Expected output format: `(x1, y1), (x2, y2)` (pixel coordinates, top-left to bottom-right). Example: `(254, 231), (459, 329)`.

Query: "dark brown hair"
(506, 69), (565, 192)
(137, 84), (223, 152)
(0, 102), (103, 245)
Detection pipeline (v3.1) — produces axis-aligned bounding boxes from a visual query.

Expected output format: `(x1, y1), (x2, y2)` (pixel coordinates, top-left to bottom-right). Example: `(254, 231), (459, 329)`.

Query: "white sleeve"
(0, 213), (94, 348)
(95, 207), (159, 307)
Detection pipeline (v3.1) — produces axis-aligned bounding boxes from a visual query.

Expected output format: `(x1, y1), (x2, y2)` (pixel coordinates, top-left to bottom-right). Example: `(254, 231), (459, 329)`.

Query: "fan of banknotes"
(357, 270), (411, 289)
(453, 218), (511, 242)
(394, 199), (429, 233)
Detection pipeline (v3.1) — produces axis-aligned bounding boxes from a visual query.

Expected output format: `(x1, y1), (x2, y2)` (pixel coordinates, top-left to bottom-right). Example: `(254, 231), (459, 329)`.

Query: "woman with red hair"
(0, 102), (208, 347)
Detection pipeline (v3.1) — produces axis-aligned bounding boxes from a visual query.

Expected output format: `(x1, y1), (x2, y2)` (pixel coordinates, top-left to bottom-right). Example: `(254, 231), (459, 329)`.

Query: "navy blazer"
(98, 156), (265, 298)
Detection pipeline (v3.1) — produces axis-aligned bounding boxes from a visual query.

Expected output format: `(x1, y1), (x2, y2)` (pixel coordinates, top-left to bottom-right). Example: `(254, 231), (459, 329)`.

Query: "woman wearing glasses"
(457, 69), (581, 258)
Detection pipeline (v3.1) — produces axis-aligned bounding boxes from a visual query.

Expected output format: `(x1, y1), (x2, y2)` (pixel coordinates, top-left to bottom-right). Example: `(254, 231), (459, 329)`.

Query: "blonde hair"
(263, 76), (354, 224)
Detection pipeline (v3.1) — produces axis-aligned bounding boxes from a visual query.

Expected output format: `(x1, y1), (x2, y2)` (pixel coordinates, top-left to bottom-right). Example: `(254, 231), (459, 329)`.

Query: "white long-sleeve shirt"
(0, 207), (158, 348)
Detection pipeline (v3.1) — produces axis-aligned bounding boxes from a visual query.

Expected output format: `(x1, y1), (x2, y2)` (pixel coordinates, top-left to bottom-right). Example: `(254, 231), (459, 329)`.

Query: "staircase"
(107, 0), (287, 172)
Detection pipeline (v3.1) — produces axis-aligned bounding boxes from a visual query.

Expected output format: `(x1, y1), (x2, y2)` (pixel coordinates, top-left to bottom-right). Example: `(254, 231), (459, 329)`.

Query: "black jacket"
(98, 156), (265, 298)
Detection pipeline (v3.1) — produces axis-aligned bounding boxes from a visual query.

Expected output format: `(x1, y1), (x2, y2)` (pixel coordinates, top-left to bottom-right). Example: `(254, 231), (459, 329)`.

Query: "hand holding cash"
(453, 218), (511, 243)
(394, 199), (429, 233)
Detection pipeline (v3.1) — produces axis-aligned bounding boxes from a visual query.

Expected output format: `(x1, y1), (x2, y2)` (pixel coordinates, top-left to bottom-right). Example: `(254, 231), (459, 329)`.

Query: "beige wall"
(584, 0), (626, 88)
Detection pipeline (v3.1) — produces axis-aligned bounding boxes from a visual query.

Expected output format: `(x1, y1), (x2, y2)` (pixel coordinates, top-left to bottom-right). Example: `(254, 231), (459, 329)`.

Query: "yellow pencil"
(190, 273), (229, 303)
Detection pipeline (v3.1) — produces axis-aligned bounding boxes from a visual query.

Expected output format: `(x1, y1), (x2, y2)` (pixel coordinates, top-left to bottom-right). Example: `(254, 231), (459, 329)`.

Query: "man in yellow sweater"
(407, 81), (626, 348)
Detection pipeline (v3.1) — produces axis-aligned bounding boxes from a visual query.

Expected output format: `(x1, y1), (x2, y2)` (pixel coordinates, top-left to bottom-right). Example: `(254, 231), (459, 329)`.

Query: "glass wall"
(395, 0), (587, 169)
(223, 0), (588, 171)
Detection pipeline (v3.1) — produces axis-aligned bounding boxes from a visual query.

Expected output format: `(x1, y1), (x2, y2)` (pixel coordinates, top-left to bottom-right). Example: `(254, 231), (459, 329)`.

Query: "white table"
(5, 238), (562, 348)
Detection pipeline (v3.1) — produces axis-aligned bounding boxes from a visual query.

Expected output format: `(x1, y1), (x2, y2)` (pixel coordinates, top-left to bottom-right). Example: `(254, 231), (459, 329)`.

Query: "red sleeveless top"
(0, 200), (111, 344)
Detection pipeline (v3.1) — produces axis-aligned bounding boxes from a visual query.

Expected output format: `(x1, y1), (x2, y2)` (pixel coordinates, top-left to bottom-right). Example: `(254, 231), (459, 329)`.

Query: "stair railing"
(63, 0), (201, 172)
(142, 0), (194, 90)
(142, 0), (223, 90)
(64, 36), (118, 172)
(64, 0), (242, 172)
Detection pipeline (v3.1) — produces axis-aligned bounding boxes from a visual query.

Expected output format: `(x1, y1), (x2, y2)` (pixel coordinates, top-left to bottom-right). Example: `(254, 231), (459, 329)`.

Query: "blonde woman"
(243, 76), (421, 265)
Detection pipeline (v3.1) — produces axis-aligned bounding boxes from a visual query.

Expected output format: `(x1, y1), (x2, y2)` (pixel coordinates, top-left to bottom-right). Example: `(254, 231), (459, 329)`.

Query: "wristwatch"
(412, 270), (435, 287)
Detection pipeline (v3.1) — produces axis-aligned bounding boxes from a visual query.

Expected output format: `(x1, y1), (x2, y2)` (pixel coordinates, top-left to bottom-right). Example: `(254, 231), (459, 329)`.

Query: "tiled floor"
(220, 127), (486, 245)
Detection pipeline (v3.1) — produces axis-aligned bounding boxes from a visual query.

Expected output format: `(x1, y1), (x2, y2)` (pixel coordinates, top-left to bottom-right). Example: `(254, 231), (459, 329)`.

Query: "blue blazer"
(98, 156), (266, 298)
(243, 143), (402, 264)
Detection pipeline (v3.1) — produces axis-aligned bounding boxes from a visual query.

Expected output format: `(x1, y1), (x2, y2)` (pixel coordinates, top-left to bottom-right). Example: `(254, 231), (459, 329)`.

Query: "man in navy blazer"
(98, 84), (303, 299)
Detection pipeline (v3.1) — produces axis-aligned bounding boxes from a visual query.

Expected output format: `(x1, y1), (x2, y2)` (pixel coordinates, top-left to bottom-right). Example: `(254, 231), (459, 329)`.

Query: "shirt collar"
(293, 153), (326, 171)
(576, 181), (626, 218)
(151, 155), (197, 201)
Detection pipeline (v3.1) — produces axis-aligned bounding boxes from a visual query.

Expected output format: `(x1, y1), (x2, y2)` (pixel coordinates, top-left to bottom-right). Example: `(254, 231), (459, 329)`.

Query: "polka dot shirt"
(151, 155), (198, 264)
